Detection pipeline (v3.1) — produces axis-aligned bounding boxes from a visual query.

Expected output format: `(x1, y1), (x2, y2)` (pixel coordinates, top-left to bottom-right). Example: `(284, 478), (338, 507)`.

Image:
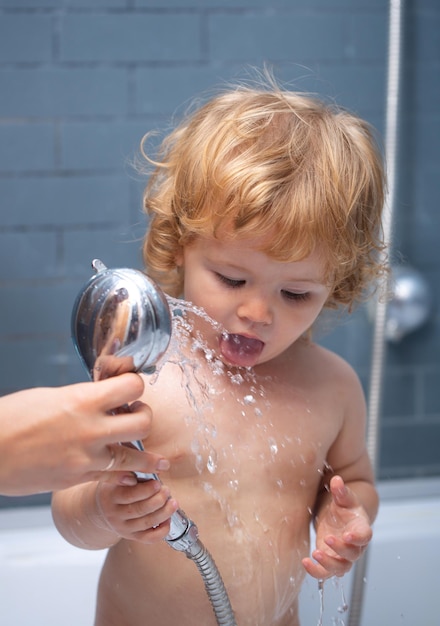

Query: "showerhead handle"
(71, 260), (198, 551)
(71, 259), (172, 379)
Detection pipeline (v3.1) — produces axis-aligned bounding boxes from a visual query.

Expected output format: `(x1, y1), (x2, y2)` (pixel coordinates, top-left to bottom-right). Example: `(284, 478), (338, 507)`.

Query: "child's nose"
(237, 296), (273, 325)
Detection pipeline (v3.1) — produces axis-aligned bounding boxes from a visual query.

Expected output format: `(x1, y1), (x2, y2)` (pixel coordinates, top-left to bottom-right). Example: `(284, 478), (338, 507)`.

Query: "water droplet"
(195, 454), (204, 473)
(207, 450), (218, 474)
(243, 394), (256, 405)
(268, 437), (278, 456)
(229, 373), (244, 385)
(204, 423), (217, 438)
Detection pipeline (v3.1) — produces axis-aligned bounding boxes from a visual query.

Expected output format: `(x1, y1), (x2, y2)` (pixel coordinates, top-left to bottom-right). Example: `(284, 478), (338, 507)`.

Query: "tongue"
(219, 333), (264, 368)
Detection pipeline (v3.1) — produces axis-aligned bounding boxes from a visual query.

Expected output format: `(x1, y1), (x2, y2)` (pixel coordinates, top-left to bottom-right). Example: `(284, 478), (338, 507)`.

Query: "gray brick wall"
(0, 0), (439, 492)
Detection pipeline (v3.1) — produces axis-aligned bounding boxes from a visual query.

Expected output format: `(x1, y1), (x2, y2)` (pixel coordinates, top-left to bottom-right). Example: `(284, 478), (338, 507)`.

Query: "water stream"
(143, 296), (349, 625)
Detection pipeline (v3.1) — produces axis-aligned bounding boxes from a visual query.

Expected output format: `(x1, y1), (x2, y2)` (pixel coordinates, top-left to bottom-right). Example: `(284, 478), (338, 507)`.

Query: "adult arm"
(0, 373), (169, 496)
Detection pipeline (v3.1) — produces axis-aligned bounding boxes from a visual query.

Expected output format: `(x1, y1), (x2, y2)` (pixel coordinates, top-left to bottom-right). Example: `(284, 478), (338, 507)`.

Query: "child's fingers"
(324, 535), (367, 561)
(134, 519), (173, 544)
(124, 495), (178, 530)
(121, 484), (172, 520)
(302, 556), (328, 580)
(329, 475), (358, 509)
(303, 549), (352, 579)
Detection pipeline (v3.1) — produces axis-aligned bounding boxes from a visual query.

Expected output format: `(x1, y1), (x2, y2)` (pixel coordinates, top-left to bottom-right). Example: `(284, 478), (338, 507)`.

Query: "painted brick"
(318, 308), (374, 370)
(0, 494), (51, 509)
(407, 210), (440, 267)
(0, 0), (125, 5)
(0, 281), (82, 335)
(415, 115), (440, 166)
(135, 0), (386, 7)
(0, 15), (53, 63)
(60, 14), (201, 63)
(0, 338), (65, 391)
(424, 368), (440, 415)
(60, 120), (150, 170)
(134, 66), (238, 116)
(63, 226), (145, 277)
(412, 64), (440, 115)
(0, 68), (128, 117)
(416, 12), (440, 63)
(349, 13), (388, 60)
(66, 353), (91, 385)
(0, 232), (58, 280)
(381, 370), (417, 419)
(0, 175), (131, 226)
(380, 421), (440, 478)
(387, 323), (440, 369)
(308, 64), (387, 116)
(208, 14), (345, 62)
(136, 0), (276, 6)
(0, 124), (55, 171)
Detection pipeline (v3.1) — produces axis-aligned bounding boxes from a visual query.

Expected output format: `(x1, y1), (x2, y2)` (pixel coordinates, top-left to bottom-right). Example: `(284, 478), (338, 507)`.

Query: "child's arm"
(51, 474), (179, 550)
(302, 473), (377, 579)
(302, 360), (379, 580)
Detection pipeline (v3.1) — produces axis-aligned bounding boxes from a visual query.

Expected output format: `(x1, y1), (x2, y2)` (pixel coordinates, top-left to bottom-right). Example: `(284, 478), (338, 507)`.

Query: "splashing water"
(318, 579), (325, 626)
(150, 298), (291, 508)
(150, 296), (274, 481)
(315, 578), (349, 626)
(143, 295), (324, 623)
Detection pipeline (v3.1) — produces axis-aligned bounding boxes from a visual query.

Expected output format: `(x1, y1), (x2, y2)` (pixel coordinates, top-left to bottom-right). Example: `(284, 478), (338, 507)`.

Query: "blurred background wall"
(0, 0), (438, 507)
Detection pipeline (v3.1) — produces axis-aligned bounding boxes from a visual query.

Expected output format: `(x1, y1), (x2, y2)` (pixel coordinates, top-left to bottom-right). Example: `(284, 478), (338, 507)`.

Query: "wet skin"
(52, 236), (378, 626)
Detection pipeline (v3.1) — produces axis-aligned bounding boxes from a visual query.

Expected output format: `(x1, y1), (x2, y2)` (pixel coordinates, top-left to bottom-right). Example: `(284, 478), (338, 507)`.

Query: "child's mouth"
(219, 333), (265, 368)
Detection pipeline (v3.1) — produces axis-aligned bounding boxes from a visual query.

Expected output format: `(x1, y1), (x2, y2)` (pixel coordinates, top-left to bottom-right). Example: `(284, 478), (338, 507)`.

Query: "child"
(52, 77), (385, 626)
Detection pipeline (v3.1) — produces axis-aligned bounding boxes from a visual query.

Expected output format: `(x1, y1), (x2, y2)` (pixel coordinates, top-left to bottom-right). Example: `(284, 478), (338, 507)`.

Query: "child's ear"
(175, 250), (183, 267)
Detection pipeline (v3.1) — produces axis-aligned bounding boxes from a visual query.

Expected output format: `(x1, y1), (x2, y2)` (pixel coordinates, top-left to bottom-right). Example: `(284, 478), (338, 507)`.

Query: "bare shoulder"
(291, 339), (362, 389)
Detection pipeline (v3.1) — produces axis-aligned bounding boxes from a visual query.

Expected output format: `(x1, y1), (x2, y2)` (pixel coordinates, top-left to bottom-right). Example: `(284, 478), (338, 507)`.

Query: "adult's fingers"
(100, 443), (170, 476)
(86, 373), (145, 412)
(100, 401), (153, 445)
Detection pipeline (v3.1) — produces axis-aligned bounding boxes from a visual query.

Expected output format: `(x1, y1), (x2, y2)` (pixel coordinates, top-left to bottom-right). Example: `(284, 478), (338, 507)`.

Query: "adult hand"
(0, 373), (169, 496)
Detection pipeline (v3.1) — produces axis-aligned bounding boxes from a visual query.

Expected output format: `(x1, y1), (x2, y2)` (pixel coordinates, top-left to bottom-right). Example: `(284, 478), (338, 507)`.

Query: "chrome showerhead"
(72, 259), (172, 380)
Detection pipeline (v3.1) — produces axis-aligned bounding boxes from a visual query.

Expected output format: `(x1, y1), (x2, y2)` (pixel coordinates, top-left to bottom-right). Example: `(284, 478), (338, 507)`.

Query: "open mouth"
(219, 333), (265, 368)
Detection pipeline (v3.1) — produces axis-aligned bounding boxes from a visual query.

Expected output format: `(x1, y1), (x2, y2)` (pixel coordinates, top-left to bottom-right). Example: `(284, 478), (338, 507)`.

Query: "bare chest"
(142, 364), (339, 512)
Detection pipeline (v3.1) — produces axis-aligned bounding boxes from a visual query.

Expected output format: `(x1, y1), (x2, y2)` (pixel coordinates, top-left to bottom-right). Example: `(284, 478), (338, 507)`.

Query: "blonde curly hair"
(141, 79), (386, 309)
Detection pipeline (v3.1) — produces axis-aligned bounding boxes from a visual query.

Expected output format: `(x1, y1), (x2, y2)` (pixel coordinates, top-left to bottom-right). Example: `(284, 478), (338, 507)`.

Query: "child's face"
(180, 235), (331, 368)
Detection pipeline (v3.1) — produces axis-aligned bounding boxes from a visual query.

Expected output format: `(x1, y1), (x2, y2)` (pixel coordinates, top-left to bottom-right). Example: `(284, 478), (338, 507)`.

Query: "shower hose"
(348, 0), (402, 624)
(134, 442), (237, 626)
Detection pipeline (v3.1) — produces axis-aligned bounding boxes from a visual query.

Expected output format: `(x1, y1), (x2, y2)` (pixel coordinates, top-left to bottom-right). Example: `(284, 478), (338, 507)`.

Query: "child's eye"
(215, 273), (245, 288)
(282, 290), (310, 302)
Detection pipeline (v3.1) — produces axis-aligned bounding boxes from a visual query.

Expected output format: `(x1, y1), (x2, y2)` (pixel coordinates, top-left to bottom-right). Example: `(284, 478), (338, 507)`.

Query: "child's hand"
(302, 475), (373, 580)
(95, 473), (179, 544)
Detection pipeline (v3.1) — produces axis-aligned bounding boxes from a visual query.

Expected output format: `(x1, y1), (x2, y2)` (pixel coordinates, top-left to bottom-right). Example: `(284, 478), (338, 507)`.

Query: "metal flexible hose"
(134, 450), (237, 626)
(186, 539), (237, 626)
